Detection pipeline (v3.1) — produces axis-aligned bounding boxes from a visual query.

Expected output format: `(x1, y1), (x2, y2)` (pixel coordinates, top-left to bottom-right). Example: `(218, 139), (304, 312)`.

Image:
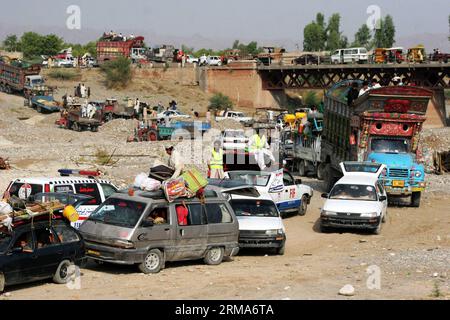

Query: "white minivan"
(331, 47), (369, 64)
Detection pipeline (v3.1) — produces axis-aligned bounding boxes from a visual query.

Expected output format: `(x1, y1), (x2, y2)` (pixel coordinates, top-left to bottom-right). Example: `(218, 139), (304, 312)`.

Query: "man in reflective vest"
(248, 129), (275, 170)
(209, 140), (224, 179)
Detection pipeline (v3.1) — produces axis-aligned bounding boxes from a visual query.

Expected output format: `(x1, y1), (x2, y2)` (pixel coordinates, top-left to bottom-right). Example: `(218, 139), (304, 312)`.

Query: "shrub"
(101, 57), (132, 88)
(209, 93), (233, 111)
(47, 69), (80, 81)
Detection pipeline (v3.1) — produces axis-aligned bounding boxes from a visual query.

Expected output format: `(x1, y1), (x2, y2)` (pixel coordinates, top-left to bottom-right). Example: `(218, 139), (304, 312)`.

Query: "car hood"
(79, 220), (134, 242)
(323, 199), (381, 214)
(367, 152), (414, 167)
(237, 216), (285, 231)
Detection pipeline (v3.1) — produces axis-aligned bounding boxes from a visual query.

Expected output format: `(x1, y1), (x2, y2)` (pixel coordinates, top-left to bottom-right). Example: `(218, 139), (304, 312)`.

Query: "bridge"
(257, 63), (450, 90)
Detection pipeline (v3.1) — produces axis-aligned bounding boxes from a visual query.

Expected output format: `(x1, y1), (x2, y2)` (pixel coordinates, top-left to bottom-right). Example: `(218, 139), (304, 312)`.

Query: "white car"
(56, 58), (75, 68)
(229, 194), (286, 255)
(222, 129), (249, 151)
(320, 162), (388, 234)
(186, 55), (199, 64)
(206, 56), (222, 66)
(157, 110), (191, 120)
(226, 170), (313, 216)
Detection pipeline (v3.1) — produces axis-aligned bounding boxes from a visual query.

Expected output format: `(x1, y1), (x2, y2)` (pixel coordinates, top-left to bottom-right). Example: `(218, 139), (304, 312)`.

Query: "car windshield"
(224, 131), (245, 138)
(88, 198), (147, 228)
(330, 184), (377, 201)
(0, 232), (12, 253)
(371, 139), (409, 154)
(230, 199), (279, 217)
(227, 172), (271, 187)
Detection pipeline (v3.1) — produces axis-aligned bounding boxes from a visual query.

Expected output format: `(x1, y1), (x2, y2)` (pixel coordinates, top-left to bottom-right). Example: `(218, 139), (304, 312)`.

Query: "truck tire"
(72, 122), (81, 132)
(36, 106), (42, 113)
(91, 126), (98, 132)
(317, 163), (326, 180)
(276, 245), (285, 255)
(298, 195), (308, 216)
(323, 164), (337, 192)
(204, 247), (224, 265)
(105, 113), (113, 122)
(138, 249), (164, 274)
(411, 192), (421, 207)
(298, 160), (306, 176)
(0, 272), (4, 293)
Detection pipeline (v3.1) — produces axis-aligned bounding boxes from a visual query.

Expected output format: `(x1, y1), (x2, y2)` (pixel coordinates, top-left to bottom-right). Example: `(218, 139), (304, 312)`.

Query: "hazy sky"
(1, 0), (449, 46)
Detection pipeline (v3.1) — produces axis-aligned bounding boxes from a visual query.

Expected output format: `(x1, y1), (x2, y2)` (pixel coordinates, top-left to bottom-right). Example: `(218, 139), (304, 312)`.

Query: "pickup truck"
(216, 111), (253, 125)
(29, 95), (60, 113)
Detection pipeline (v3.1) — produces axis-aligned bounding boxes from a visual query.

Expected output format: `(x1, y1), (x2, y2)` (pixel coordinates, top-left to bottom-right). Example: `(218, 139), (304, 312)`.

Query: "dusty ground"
(0, 72), (449, 300)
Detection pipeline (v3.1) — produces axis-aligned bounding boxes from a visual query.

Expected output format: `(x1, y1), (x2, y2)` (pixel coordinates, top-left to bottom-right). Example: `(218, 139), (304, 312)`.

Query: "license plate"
(392, 180), (404, 187)
(87, 250), (100, 256)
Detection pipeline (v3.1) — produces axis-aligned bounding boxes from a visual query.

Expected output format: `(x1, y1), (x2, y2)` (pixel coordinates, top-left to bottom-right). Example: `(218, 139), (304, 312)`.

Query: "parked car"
(293, 54), (319, 65)
(215, 111), (253, 124)
(0, 218), (85, 293)
(79, 189), (240, 273)
(206, 56), (223, 66)
(55, 57), (75, 68)
(186, 55), (199, 64)
(320, 162), (388, 234)
(157, 110), (191, 120)
(226, 170), (313, 216)
(222, 129), (249, 151)
(4, 173), (118, 229)
(331, 47), (369, 64)
(229, 193), (286, 255)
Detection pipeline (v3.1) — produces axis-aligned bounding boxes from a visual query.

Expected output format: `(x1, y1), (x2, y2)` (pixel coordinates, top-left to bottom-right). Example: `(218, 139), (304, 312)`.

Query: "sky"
(0, 0), (449, 49)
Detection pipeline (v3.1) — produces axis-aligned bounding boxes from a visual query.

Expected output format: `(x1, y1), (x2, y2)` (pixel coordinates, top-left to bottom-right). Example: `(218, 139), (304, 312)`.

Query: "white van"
(331, 47), (369, 64)
(4, 176), (118, 229)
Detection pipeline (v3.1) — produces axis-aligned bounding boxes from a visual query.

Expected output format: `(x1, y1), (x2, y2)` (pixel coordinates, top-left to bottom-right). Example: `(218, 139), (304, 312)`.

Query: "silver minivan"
(79, 189), (239, 273)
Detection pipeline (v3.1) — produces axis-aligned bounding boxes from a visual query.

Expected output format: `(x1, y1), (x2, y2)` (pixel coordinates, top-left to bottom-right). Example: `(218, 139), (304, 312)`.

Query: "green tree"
(209, 93), (233, 111)
(353, 24), (372, 48)
(3, 34), (20, 52)
(181, 44), (194, 55)
(326, 13), (344, 51)
(101, 56), (132, 88)
(303, 22), (323, 51)
(383, 15), (396, 48)
(373, 18), (385, 48)
(20, 32), (63, 58)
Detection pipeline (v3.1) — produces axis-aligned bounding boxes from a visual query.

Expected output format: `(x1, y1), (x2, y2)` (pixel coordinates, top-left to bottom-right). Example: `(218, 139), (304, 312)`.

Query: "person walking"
(209, 141), (224, 179)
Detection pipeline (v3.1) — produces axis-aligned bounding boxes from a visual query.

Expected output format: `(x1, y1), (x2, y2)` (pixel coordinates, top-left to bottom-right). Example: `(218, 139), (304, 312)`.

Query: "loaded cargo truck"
(319, 80), (432, 207)
(0, 57), (48, 98)
(96, 36), (146, 64)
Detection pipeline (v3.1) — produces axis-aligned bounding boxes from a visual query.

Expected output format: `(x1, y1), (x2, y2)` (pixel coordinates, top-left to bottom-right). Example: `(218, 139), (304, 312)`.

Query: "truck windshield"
(230, 199), (279, 217)
(330, 184), (377, 201)
(88, 198), (147, 228)
(0, 232), (12, 253)
(371, 139), (409, 154)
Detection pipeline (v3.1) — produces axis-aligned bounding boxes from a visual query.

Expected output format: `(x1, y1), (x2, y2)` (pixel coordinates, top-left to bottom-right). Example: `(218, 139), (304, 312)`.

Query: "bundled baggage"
(162, 177), (188, 202)
(182, 168), (208, 194)
(134, 173), (161, 191)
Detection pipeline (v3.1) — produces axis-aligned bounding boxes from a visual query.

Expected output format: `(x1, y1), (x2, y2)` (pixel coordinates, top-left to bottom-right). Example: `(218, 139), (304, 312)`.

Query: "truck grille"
(389, 168), (409, 178)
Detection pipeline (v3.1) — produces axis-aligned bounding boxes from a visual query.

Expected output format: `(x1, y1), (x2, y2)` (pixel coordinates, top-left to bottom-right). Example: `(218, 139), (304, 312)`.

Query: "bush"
(209, 93), (233, 111)
(47, 69), (80, 81)
(101, 57), (132, 88)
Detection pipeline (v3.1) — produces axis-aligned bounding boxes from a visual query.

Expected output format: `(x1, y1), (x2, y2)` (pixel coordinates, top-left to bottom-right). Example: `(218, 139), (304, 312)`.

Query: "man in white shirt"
(371, 79), (381, 89)
(358, 81), (369, 97)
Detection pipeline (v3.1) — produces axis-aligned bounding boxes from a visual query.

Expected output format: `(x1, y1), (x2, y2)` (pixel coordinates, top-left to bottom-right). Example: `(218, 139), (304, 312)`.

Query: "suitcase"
(182, 168), (208, 193)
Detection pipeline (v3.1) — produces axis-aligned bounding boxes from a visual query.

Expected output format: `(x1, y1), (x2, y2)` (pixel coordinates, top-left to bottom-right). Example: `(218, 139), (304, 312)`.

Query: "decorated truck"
(96, 36), (146, 64)
(0, 57), (50, 98)
(320, 80), (432, 207)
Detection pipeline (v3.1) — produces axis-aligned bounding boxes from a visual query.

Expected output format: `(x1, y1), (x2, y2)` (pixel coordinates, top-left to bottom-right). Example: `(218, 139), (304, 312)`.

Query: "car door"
(278, 172), (299, 211)
(2, 229), (36, 285)
(33, 226), (64, 277)
(377, 182), (388, 216)
(204, 202), (235, 246)
(174, 203), (208, 260)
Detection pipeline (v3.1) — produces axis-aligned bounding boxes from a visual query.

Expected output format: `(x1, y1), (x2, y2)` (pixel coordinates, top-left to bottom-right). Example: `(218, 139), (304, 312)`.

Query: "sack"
(182, 168), (208, 193)
(134, 173), (162, 191)
(162, 177), (187, 202)
(0, 201), (13, 215)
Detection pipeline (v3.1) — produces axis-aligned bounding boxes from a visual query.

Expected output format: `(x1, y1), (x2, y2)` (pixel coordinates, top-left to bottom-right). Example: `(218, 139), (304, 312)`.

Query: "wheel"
(53, 260), (73, 284)
(105, 113), (113, 122)
(276, 245), (285, 255)
(148, 129), (158, 141)
(203, 247), (224, 265)
(72, 122), (80, 132)
(36, 106), (42, 113)
(0, 272), (4, 293)
(91, 126), (98, 132)
(372, 221), (382, 235)
(217, 61), (222, 66)
(138, 249), (164, 274)
(298, 195), (308, 216)
(411, 192), (421, 207)
(317, 163), (326, 180)
(298, 160), (306, 176)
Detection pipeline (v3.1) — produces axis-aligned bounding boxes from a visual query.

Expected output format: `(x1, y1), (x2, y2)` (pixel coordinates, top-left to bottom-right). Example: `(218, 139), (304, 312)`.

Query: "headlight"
(266, 229), (284, 236)
(414, 171), (422, 178)
(321, 210), (337, 216)
(360, 212), (378, 218)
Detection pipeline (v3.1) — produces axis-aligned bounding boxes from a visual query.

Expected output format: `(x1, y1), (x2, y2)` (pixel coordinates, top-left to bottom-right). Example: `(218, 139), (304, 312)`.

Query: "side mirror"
(295, 179), (302, 185)
(379, 195), (387, 201)
(321, 193), (329, 199)
(141, 220), (154, 228)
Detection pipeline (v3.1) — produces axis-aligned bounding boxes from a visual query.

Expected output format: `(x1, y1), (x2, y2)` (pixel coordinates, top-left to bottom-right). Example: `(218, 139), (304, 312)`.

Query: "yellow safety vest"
(250, 134), (266, 152)
(210, 149), (223, 169)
